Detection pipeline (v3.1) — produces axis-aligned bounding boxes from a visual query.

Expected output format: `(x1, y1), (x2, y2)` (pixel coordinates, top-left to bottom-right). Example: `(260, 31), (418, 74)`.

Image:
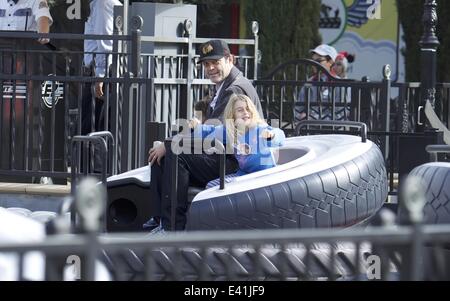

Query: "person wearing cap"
(0, 0), (53, 44)
(309, 44), (338, 76)
(295, 44), (350, 122)
(146, 39), (263, 233)
(332, 51), (355, 79)
(196, 39), (262, 120)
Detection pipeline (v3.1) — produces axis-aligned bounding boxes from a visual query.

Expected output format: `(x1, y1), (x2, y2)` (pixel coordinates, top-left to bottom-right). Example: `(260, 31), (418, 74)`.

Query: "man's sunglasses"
(313, 57), (328, 63)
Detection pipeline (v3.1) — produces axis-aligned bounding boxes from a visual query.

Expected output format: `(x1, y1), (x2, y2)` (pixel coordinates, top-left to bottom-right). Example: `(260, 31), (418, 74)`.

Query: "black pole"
(130, 16), (142, 78)
(418, 0), (440, 132)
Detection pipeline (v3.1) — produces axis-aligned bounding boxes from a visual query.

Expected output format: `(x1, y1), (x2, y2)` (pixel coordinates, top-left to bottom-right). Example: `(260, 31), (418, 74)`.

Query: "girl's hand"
(189, 118), (200, 129)
(261, 129), (275, 140)
(234, 118), (246, 129)
(148, 143), (166, 166)
(236, 143), (251, 155)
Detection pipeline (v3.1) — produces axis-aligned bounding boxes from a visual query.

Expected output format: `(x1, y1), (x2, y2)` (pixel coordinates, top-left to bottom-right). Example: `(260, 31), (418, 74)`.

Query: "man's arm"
(34, 1), (53, 44)
(37, 16), (50, 33)
(93, 0), (114, 78)
(93, 0), (123, 98)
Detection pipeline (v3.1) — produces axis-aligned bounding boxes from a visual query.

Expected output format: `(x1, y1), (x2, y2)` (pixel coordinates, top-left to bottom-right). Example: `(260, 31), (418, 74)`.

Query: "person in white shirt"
(0, 0), (52, 44)
(84, 0), (122, 99)
(82, 0), (121, 173)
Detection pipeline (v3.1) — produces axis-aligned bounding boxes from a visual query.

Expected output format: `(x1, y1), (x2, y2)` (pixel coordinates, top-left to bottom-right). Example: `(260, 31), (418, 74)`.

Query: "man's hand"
(148, 143), (166, 166)
(37, 37), (50, 44)
(95, 82), (104, 99)
(37, 16), (50, 44)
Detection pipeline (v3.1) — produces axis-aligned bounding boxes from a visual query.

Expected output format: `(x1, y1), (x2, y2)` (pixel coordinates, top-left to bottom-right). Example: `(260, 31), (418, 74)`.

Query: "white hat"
(310, 44), (338, 62)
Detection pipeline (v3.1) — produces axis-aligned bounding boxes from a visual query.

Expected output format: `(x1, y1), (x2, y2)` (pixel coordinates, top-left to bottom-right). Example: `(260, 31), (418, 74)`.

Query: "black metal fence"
(0, 30), (137, 182)
(0, 19), (259, 182)
(3, 218), (450, 281)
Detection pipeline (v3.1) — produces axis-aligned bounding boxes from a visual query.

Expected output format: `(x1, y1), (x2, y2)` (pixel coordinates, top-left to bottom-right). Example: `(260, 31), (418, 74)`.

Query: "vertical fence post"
(130, 16), (144, 166)
(123, 0), (129, 37)
(398, 84), (409, 133)
(401, 175), (426, 280)
(111, 15), (122, 173)
(75, 176), (106, 281)
(380, 65), (392, 160)
(178, 19), (194, 120)
(165, 138), (178, 231)
(130, 16), (142, 78)
(70, 140), (78, 229)
(185, 19), (194, 119)
(121, 72), (132, 172)
(252, 21), (259, 80)
(419, 0), (440, 132)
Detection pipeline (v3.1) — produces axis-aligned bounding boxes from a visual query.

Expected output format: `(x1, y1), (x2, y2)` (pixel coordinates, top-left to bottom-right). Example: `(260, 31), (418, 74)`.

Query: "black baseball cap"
(197, 40), (231, 63)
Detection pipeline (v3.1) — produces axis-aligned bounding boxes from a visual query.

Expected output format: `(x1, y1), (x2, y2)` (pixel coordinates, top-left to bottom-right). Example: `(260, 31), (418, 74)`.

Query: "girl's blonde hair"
(223, 94), (265, 146)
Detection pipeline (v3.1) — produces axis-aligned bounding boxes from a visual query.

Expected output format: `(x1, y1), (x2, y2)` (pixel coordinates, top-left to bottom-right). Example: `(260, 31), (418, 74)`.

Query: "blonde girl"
(192, 94), (285, 188)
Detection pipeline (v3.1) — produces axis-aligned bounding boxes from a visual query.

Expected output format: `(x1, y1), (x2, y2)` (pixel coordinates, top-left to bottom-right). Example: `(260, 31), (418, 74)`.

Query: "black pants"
(80, 80), (107, 173)
(81, 82), (105, 135)
(150, 151), (238, 230)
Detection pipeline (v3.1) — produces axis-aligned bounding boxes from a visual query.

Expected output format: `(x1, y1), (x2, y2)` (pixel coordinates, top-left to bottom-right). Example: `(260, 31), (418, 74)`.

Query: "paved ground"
(0, 194), (65, 212)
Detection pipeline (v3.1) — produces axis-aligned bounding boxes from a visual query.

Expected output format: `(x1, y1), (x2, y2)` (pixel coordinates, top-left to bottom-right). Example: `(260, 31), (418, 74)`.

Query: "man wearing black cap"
(147, 39), (262, 233)
(196, 39), (262, 119)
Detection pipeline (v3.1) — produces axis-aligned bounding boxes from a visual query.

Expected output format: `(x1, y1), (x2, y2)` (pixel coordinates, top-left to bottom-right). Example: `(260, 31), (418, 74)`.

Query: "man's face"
(311, 53), (333, 72)
(202, 56), (234, 84)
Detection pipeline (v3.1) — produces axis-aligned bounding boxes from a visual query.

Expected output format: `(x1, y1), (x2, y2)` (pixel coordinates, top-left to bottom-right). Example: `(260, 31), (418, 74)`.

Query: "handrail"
(262, 58), (354, 81)
(70, 135), (109, 230)
(426, 145), (450, 162)
(0, 31), (131, 41)
(88, 131), (117, 176)
(295, 120), (368, 143)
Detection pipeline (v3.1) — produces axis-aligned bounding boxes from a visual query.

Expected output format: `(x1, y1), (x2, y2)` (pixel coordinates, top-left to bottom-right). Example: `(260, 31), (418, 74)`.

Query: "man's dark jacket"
(207, 66), (263, 120)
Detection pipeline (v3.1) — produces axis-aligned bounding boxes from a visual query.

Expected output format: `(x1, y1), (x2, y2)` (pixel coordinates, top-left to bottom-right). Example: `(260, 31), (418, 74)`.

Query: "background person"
(0, 0), (53, 44)
(81, 0), (122, 173)
(191, 94), (285, 189)
(295, 44), (350, 122)
(332, 51), (355, 79)
(83, 0), (122, 99)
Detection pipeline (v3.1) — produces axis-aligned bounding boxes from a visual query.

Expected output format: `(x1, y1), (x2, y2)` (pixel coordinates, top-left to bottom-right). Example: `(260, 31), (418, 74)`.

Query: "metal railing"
(2, 211), (450, 280)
